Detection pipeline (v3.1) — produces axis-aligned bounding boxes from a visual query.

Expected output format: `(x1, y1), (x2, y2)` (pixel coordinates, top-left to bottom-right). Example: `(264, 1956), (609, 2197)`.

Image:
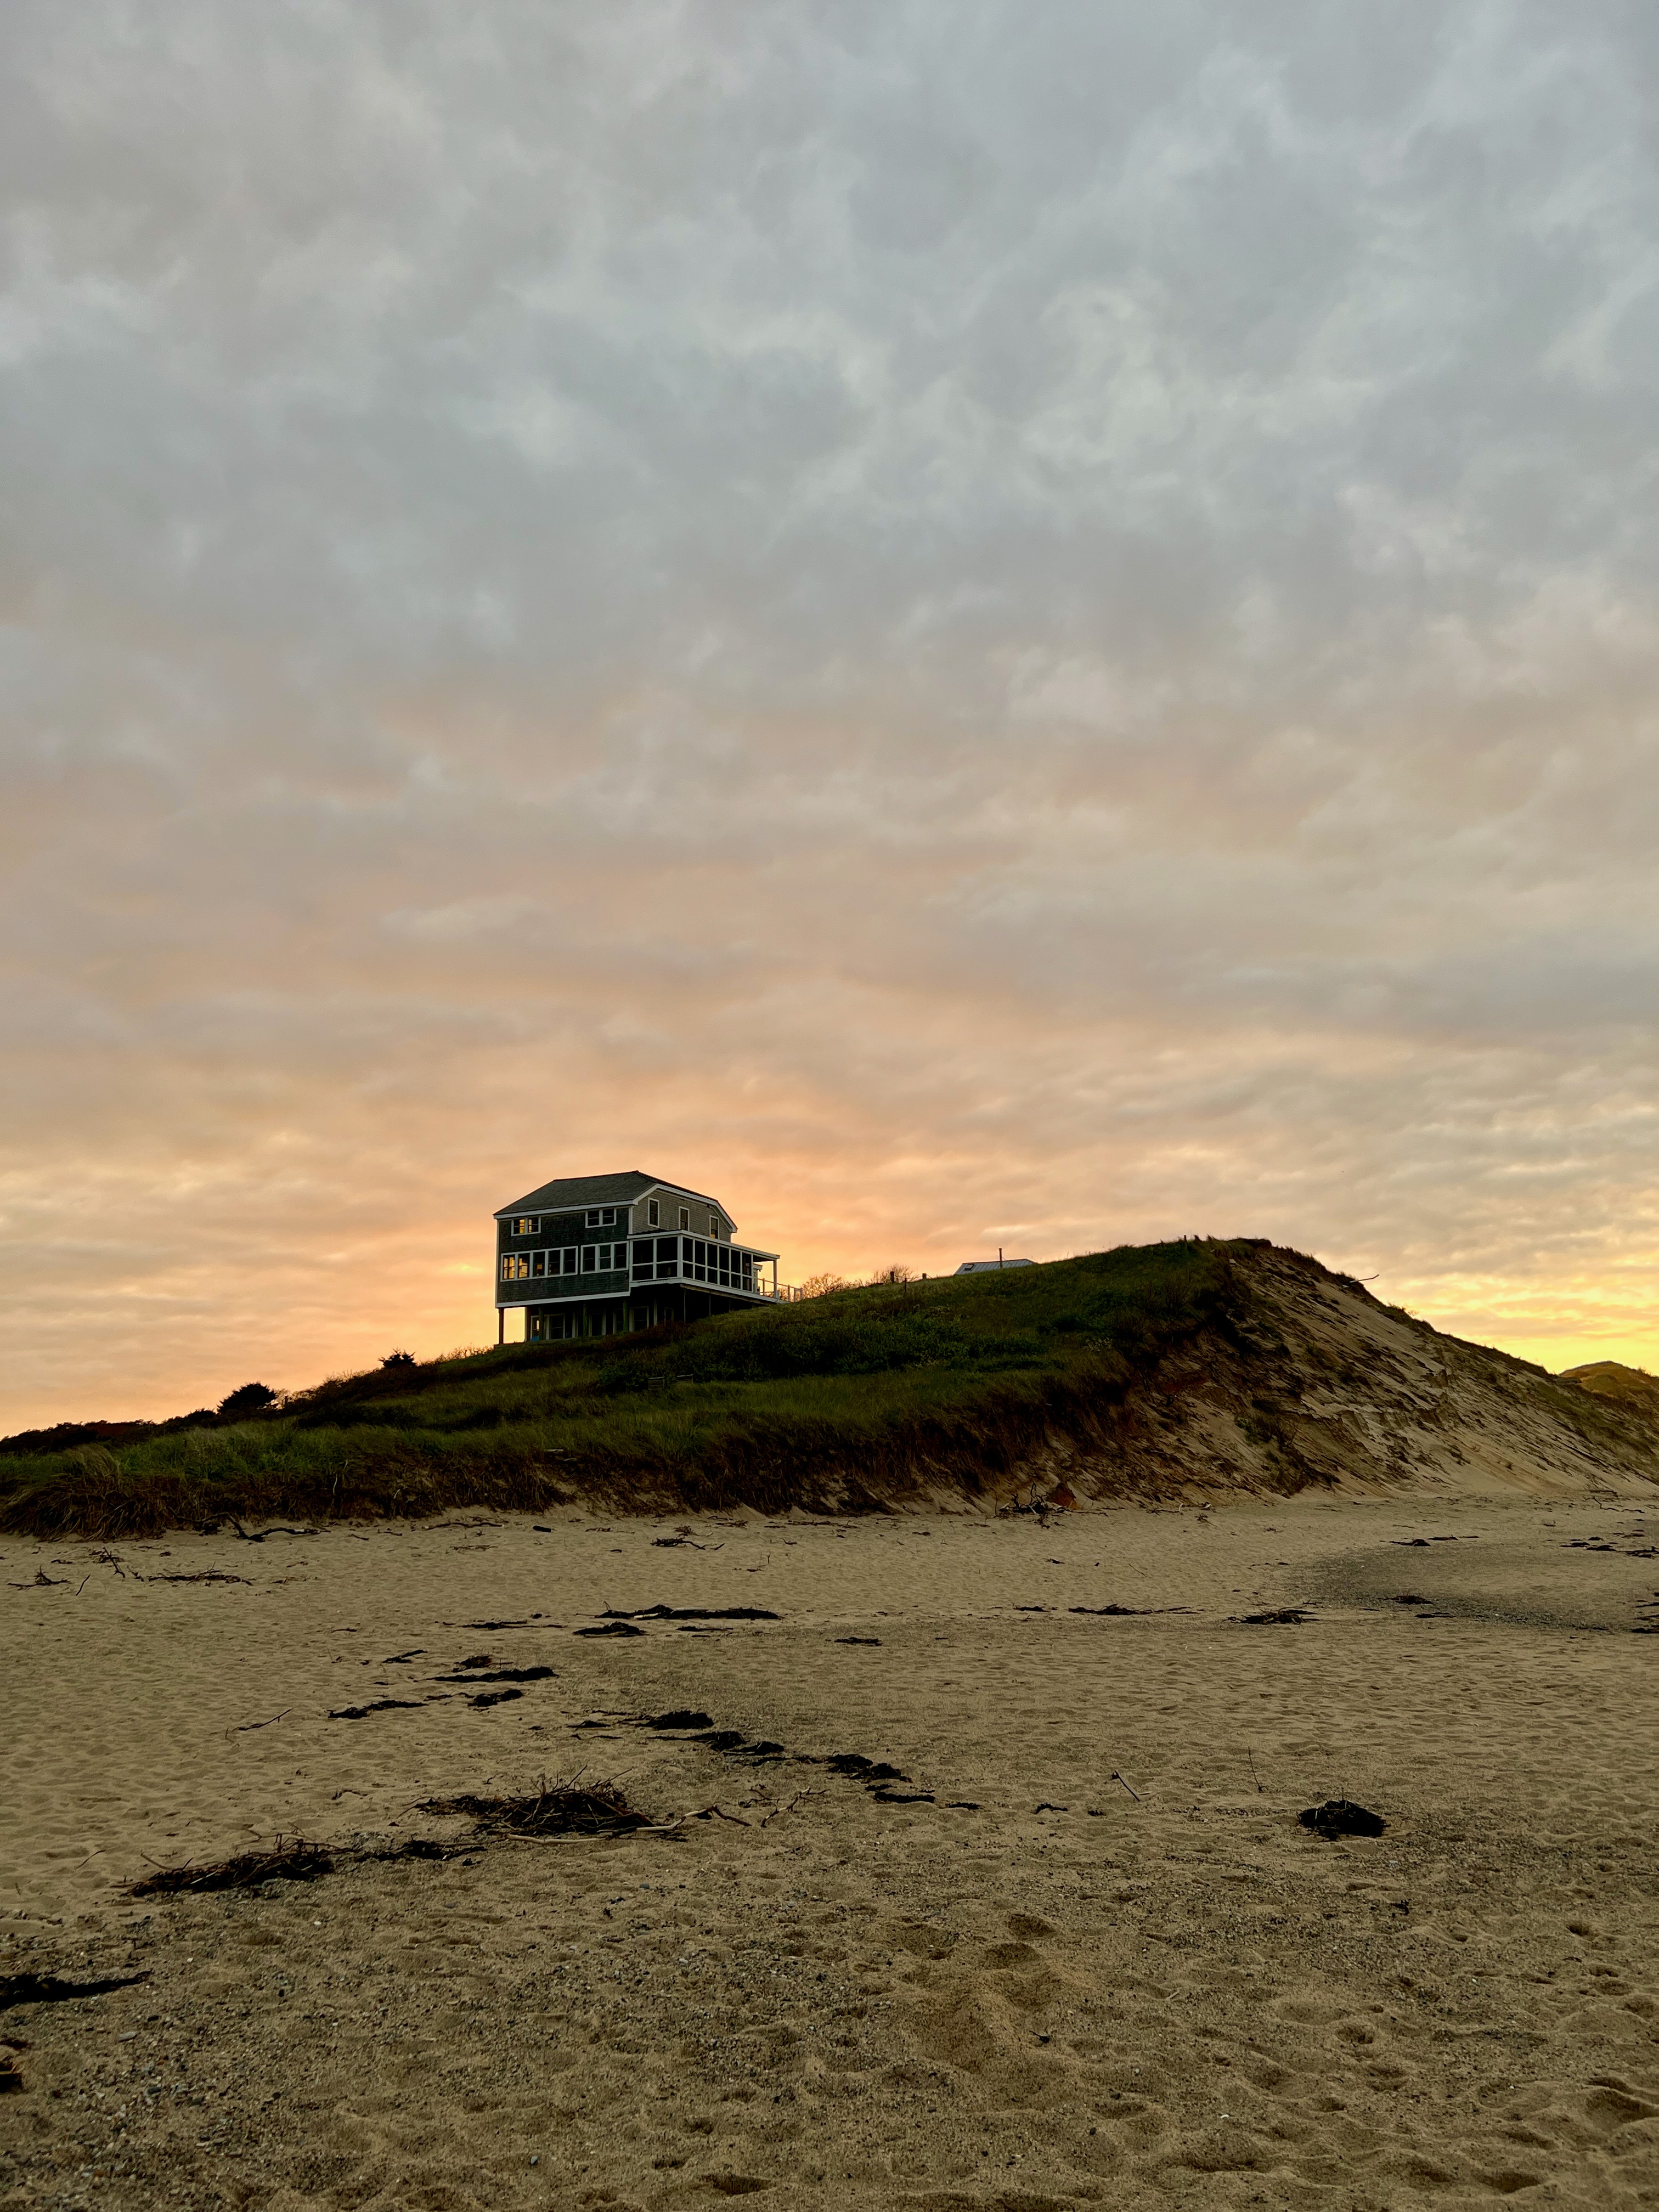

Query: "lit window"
(514, 1217), (537, 1236)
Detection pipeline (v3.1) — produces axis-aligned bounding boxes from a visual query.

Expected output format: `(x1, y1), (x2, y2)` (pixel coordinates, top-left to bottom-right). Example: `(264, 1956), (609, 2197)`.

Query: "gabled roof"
(494, 1169), (726, 1220)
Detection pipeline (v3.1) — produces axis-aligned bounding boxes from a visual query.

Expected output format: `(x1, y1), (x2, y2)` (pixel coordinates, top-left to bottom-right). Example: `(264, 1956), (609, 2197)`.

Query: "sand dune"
(5, 1493), (1659, 2208)
(12, 1244), (1659, 1543)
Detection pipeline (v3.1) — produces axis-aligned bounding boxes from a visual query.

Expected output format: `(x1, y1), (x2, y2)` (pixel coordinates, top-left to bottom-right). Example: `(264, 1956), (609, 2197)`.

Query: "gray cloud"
(3, 0), (1657, 1420)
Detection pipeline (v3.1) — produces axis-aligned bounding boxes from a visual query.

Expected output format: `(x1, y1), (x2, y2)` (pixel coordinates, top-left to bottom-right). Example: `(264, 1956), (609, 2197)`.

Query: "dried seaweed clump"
(126, 1837), (332, 1898)
(417, 1780), (651, 1838)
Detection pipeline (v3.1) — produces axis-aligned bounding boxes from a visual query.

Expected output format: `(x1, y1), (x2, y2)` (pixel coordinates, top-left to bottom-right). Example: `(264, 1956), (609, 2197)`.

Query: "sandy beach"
(5, 1492), (1659, 2209)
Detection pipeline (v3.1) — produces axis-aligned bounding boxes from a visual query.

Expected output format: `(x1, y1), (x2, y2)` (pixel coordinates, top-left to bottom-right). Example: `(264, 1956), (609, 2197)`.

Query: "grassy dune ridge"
(0, 1241), (1238, 1536)
(9, 1237), (1653, 1538)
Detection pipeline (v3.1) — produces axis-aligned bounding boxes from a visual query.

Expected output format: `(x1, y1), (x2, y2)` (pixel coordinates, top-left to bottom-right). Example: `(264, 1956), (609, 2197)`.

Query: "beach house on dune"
(494, 1170), (790, 1342)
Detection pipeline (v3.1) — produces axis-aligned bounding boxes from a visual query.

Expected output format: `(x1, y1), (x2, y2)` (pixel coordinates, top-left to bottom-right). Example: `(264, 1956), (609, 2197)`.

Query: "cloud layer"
(3, 0), (1657, 1423)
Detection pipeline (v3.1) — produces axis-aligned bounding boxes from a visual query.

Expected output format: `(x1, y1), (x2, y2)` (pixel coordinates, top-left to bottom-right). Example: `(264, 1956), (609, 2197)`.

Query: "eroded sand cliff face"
(1014, 1246), (1659, 1506)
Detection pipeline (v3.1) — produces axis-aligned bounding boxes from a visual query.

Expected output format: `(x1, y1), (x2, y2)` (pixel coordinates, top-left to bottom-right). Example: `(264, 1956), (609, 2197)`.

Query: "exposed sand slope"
(1035, 1246), (1659, 1507)
(5, 1495), (1659, 2209)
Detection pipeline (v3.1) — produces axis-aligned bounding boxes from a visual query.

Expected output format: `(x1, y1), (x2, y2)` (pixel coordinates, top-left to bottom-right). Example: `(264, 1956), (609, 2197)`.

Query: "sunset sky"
(3, 1), (1657, 1430)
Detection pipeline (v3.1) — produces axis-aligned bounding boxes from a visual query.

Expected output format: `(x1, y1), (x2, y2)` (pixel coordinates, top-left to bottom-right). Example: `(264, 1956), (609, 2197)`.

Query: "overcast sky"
(3, 0), (1657, 1425)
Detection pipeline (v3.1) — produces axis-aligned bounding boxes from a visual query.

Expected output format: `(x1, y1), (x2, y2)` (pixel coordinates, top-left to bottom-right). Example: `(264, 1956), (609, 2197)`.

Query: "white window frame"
(647, 1199), (660, 1227)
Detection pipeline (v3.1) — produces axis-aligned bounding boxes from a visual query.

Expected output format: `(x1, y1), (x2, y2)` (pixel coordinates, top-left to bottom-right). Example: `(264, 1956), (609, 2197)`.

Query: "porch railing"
(626, 1235), (800, 1303)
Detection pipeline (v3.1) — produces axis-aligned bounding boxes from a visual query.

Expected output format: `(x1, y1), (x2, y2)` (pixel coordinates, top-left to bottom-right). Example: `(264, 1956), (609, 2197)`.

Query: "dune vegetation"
(7, 1236), (1654, 1540)
(0, 1241), (1244, 1536)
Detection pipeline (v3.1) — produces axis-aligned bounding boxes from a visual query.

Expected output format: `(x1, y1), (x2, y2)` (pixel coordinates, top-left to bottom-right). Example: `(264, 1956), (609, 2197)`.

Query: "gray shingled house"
(493, 1170), (787, 1342)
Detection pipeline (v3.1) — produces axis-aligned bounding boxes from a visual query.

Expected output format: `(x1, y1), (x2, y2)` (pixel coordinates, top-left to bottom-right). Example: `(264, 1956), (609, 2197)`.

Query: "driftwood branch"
(229, 1709), (291, 1737)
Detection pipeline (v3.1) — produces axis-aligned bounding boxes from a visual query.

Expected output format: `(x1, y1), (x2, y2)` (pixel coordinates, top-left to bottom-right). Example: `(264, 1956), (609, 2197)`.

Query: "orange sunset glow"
(3, 4), (1656, 1429)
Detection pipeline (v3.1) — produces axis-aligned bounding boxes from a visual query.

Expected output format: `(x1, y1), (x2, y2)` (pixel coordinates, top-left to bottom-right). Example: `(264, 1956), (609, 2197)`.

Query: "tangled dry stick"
(123, 1770), (795, 1899)
(127, 1838), (332, 1898)
(416, 1780), (654, 1839)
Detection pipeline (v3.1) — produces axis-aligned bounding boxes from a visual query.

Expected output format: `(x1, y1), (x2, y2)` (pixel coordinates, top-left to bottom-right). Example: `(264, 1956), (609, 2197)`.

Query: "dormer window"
(647, 1199), (660, 1227)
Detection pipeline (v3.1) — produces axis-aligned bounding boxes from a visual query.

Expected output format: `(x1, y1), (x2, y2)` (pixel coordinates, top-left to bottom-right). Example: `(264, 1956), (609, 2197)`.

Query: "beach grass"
(0, 1239), (1241, 1536)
